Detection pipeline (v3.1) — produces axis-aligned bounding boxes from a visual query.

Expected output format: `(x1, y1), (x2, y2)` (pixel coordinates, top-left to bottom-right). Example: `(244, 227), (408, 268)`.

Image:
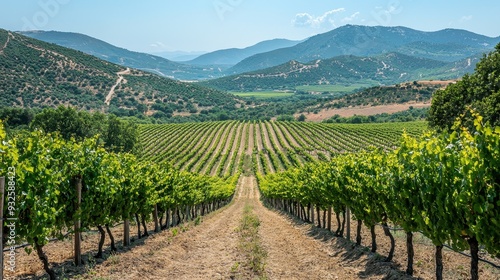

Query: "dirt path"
(105, 68), (130, 105)
(82, 177), (248, 280)
(0, 32), (12, 55)
(247, 123), (254, 155)
(243, 176), (347, 279)
(81, 176), (356, 279)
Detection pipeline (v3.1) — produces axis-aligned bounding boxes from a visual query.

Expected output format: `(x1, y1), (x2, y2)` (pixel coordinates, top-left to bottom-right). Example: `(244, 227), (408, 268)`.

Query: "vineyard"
(0, 123), (237, 279)
(2, 117), (499, 279)
(258, 114), (500, 280)
(139, 121), (426, 176)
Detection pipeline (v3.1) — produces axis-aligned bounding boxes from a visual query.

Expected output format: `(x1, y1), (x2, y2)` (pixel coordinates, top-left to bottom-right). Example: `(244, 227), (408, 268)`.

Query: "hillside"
(185, 38), (302, 66)
(201, 52), (478, 91)
(228, 25), (499, 74)
(152, 50), (207, 61)
(0, 29), (239, 116)
(19, 30), (225, 80)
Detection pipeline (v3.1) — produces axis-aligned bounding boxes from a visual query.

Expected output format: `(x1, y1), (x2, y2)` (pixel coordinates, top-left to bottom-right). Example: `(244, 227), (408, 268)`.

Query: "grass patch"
(230, 91), (294, 99)
(233, 203), (267, 279)
(296, 83), (377, 93)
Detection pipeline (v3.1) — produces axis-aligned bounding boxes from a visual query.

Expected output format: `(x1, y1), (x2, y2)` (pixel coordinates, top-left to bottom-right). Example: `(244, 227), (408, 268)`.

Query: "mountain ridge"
(184, 38), (302, 66)
(227, 25), (500, 74)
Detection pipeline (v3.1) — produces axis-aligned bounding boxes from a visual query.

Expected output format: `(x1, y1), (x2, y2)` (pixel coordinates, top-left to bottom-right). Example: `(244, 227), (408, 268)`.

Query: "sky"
(1, 0), (499, 54)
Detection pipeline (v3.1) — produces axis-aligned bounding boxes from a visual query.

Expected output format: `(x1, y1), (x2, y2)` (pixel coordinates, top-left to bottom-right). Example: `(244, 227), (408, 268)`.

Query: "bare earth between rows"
(77, 176), (360, 279)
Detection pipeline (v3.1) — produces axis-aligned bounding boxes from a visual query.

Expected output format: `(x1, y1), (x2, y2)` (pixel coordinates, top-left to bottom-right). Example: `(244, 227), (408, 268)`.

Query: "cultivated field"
(230, 91), (295, 98)
(140, 121), (426, 176)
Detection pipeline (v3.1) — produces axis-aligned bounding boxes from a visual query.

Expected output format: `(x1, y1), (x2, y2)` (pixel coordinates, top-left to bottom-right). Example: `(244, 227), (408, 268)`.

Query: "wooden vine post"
(346, 207), (351, 242)
(327, 207), (332, 231)
(74, 176), (82, 266)
(153, 204), (160, 232)
(123, 220), (130, 246)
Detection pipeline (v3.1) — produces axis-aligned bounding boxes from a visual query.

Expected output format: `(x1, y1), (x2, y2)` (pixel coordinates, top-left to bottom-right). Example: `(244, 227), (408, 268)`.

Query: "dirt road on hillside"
(105, 68), (130, 105)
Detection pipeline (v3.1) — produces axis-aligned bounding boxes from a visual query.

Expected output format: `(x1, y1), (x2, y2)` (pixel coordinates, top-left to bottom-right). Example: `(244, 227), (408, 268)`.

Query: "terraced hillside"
(140, 121), (427, 177)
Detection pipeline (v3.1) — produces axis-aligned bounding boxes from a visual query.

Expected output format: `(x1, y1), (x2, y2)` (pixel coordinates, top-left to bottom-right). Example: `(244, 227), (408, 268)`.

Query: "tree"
(31, 106), (139, 153)
(103, 115), (140, 153)
(297, 114), (306, 122)
(0, 107), (35, 129)
(31, 106), (105, 141)
(429, 43), (500, 130)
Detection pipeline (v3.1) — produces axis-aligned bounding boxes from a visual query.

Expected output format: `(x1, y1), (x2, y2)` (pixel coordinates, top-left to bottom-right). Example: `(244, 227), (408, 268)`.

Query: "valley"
(1, 7), (500, 279)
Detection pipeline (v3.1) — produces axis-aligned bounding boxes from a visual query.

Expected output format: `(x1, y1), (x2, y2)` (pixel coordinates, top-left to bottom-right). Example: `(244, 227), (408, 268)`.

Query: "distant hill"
(185, 38), (302, 66)
(228, 25), (499, 74)
(0, 29), (239, 117)
(19, 30), (224, 80)
(201, 52), (479, 91)
(151, 50), (207, 61)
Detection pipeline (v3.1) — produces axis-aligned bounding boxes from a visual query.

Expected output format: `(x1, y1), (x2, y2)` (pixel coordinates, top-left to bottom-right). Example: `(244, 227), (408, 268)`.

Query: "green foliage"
(31, 106), (105, 141)
(30, 106), (139, 153)
(0, 107), (36, 129)
(320, 82), (437, 110)
(103, 115), (140, 153)
(0, 120), (237, 253)
(429, 43), (500, 130)
(259, 112), (500, 258)
(276, 115), (295, 121)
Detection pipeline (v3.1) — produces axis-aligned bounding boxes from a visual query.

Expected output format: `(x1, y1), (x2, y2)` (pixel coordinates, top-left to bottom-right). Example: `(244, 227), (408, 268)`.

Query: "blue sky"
(1, 0), (499, 53)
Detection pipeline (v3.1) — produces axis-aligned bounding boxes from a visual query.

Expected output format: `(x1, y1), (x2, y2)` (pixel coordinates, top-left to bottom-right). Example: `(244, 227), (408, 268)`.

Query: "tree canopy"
(429, 43), (500, 130)
(30, 106), (139, 153)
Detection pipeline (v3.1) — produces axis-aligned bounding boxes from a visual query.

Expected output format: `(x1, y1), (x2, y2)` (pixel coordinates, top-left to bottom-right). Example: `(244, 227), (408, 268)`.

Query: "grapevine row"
(258, 114), (499, 280)
(0, 123), (237, 279)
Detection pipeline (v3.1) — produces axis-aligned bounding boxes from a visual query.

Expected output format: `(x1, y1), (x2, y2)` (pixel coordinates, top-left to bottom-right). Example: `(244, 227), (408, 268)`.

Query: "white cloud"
(460, 15), (473, 22)
(150, 42), (166, 48)
(292, 8), (345, 28)
(342, 12), (360, 23)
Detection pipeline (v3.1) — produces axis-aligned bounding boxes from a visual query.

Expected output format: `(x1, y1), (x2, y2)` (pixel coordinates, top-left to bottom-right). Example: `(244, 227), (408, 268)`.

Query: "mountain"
(228, 25), (500, 74)
(0, 29), (239, 116)
(201, 52), (479, 92)
(151, 50), (207, 61)
(185, 38), (302, 66)
(19, 30), (224, 80)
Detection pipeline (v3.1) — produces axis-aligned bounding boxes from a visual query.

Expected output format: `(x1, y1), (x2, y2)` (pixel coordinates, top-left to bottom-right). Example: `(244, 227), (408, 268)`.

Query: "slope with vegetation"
(20, 30), (225, 80)
(201, 52), (477, 92)
(429, 43), (500, 130)
(0, 29), (240, 118)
